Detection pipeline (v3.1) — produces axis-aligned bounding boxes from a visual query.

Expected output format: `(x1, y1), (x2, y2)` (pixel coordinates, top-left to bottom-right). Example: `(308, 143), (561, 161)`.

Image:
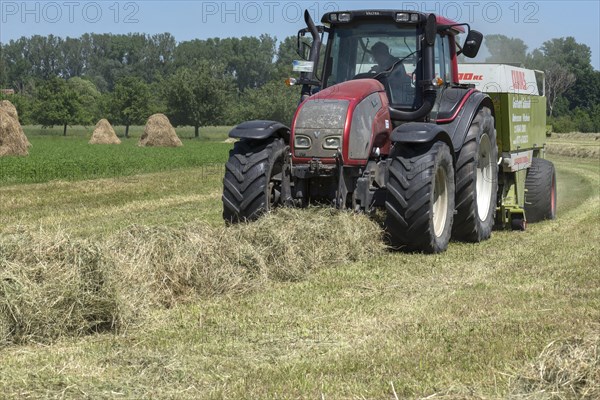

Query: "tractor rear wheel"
(524, 158), (557, 222)
(385, 141), (455, 253)
(453, 107), (498, 242)
(222, 138), (287, 223)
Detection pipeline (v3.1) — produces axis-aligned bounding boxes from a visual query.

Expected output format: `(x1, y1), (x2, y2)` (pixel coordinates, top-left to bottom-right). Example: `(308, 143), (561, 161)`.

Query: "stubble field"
(0, 127), (598, 399)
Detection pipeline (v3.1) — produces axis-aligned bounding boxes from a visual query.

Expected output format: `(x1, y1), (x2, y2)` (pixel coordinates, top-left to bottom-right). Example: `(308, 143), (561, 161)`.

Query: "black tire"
(453, 107), (498, 242)
(385, 141), (455, 253)
(525, 158), (557, 222)
(222, 138), (287, 223)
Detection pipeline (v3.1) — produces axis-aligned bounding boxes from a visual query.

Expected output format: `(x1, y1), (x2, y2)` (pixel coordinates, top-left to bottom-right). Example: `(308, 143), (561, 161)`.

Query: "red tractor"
(223, 9), (495, 253)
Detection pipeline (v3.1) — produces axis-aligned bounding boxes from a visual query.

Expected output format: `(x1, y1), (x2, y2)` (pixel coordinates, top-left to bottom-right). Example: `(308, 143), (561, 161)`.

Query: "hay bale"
(89, 119), (121, 145)
(139, 114), (182, 147)
(0, 105), (30, 157)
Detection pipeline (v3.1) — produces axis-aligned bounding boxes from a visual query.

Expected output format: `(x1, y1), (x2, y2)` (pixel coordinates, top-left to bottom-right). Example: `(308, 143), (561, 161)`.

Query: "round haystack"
(139, 114), (182, 148)
(0, 100), (19, 121)
(89, 119), (121, 145)
(0, 106), (29, 157)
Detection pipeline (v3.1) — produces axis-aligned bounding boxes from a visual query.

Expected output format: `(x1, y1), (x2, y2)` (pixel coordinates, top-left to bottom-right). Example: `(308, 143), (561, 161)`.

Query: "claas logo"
(511, 70), (527, 90)
(458, 73), (483, 81)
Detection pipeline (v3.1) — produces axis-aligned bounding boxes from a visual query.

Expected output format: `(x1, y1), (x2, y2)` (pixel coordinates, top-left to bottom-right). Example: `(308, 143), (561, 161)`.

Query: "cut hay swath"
(0, 209), (384, 346)
(510, 334), (600, 398)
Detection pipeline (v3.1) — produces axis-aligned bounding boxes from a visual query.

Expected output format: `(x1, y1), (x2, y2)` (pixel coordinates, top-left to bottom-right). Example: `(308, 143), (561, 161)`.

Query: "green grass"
(0, 126), (233, 186)
(0, 133), (599, 398)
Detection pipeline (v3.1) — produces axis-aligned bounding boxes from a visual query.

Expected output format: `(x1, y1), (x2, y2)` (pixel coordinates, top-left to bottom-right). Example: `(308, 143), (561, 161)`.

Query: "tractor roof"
(322, 10), (465, 33)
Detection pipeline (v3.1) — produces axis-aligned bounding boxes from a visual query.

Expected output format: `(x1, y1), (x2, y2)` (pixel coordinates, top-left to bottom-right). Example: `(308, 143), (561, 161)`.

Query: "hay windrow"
(89, 119), (121, 145)
(139, 113), (182, 147)
(510, 333), (600, 399)
(0, 209), (384, 346)
(0, 232), (120, 346)
(546, 143), (600, 159)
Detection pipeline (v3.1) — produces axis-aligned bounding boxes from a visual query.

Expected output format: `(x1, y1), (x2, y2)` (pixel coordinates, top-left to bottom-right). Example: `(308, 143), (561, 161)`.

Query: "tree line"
(1, 32), (598, 135)
(0, 33), (301, 136)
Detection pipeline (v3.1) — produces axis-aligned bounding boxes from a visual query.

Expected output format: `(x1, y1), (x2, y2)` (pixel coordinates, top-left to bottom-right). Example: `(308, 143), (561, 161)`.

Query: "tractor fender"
(229, 120), (291, 143)
(438, 91), (495, 153)
(391, 123), (454, 155)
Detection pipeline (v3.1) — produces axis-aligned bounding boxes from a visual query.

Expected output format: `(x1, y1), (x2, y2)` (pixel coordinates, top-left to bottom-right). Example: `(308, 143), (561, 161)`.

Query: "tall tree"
(165, 62), (234, 138)
(235, 80), (301, 126)
(485, 34), (528, 65)
(544, 64), (576, 117)
(174, 35), (276, 91)
(274, 36), (300, 79)
(527, 37), (594, 114)
(34, 77), (80, 136)
(108, 77), (152, 138)
(67, 77), (101, 125)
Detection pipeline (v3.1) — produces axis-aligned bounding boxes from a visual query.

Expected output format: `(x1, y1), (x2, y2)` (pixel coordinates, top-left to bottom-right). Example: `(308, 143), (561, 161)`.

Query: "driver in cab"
(371, 42), (398, 73)
(370, 42), (414, 106)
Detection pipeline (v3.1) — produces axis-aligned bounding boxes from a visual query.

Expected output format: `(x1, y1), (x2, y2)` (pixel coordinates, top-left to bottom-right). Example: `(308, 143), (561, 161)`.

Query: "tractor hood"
(291, 79), (392, 165)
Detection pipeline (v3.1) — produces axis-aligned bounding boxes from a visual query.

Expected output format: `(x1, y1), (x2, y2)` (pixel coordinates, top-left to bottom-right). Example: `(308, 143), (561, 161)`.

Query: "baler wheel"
(524, 158), (557, 222)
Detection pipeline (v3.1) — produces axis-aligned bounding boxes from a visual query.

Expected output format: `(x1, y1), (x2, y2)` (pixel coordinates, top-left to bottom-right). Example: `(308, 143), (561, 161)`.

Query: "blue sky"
(1, 0), (599, 70)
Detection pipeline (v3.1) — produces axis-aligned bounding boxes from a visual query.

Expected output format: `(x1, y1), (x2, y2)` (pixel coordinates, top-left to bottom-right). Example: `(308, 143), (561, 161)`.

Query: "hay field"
(0, 126), (231, 186)
(0, 131), (598, 399)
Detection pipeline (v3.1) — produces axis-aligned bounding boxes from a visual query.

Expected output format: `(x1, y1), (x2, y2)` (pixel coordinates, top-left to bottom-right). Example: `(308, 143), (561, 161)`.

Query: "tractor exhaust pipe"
(304, 10), (321, 79)
(302, 10), (322, 99)
(389, 14), (437, 122)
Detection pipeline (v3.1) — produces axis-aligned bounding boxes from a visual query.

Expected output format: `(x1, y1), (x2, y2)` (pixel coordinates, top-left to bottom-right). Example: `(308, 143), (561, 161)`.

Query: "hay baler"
(222, 10), (556, 253)
(458, 64), (556, 230)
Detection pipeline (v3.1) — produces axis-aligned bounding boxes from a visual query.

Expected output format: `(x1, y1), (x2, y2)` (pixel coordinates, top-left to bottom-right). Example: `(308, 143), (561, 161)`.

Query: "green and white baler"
(459, 64), (557, 229)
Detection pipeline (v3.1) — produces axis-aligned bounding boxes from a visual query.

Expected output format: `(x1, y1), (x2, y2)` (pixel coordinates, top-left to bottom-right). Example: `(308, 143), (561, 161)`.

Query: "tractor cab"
(295, 10), (482, 122)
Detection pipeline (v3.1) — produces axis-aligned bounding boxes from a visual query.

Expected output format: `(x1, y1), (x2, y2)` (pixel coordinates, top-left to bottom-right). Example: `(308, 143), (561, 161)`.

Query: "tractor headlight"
(323, 136), (341, 150)
(338, 13), (351, 22)
(295, 135), (312, 149)
(396, 12), (410, 22)
(395, 13), (419, 22)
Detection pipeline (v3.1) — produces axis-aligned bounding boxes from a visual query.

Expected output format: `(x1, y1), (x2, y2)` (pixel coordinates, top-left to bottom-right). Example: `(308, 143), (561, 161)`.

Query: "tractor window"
(442, 35), (452, 82)
(435, 34), (453, 83)
(324, 22), (419, 108)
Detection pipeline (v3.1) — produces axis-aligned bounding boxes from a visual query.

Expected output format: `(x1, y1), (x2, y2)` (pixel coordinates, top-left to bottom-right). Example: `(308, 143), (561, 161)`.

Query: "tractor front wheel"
(385, 141), (455, 253)
(222, 138), (287, 223)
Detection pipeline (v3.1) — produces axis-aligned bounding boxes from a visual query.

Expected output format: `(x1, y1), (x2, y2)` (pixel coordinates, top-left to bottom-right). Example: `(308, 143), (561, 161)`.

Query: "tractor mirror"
(297, 41), (312, 60)
(462, 30), (483, 58)
(425, 14), (437, 46)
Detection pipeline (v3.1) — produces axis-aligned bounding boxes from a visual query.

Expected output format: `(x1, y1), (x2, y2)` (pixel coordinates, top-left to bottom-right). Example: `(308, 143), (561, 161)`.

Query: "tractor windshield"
(323, 22), (420, 109)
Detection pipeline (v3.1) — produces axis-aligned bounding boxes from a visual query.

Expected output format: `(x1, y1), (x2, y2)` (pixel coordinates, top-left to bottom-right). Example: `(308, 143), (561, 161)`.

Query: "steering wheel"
(352, 71), (378, 80)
